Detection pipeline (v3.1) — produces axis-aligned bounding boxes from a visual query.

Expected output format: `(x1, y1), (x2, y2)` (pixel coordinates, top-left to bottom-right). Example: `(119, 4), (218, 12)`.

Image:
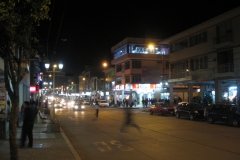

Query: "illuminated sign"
(30, 85), (36, 92)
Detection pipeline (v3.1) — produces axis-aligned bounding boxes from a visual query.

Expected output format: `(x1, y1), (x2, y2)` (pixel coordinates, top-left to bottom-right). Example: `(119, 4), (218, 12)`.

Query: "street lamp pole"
(45, 62), (63, 121)
(103, 62), (108, 100)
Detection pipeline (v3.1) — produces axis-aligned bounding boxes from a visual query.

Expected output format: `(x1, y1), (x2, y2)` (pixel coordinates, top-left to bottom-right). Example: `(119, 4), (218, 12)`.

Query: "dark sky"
(38, 1), (240, 78)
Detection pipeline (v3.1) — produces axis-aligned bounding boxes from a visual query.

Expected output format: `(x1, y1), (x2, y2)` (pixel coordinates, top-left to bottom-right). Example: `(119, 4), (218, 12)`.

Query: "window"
(125, 75), (130, 83)
(132, 75), (141, 83)
(199, 31), (207, 43)
(189, 31), (207, 47)
(216, 21), (232, 44)
(170, 38), (188, 52)
(190, 35), (198, 47)
(172, 61), (188, 72)
(132, 61), (141, 68)
(125, 61), (130, 70)
(190, 55), (208, 71)
(217, 50), (233, 73)
(116, 77), (122, 84)
(165, 62), (169, 70)
(116, 64), (122, 72)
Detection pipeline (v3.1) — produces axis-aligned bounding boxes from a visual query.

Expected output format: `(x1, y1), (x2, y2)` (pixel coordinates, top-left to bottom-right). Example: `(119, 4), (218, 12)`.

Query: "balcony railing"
(216, 63), (234, 73)
(169, 63), (234, 82)
(213, 32), (233, 45)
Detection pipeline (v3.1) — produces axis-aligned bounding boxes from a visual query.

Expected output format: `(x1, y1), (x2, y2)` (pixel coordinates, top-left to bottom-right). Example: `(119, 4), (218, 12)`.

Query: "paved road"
(55, 105), (240, 160)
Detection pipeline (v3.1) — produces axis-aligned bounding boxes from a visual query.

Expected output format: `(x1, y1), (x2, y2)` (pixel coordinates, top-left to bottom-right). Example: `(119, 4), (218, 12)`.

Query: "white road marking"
(60, 127), (82, 160)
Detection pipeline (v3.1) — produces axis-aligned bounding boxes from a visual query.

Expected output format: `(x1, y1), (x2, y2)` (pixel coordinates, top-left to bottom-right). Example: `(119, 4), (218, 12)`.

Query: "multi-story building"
(161, 6), (240, 106)
(79, 66), (105, 101)
(111, 37), (169, 104)
(102, 67), (115, 102)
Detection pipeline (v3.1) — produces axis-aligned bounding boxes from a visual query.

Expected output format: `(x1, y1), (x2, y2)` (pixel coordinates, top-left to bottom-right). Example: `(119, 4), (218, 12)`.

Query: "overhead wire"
(46, 0), (55, 61)
(51, 0), (68, 63)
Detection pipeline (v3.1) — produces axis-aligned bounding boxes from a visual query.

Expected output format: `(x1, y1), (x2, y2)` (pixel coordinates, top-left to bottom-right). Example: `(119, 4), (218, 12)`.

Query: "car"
(98, 100), (109, 107)
(174, 102), (189, 114)
(54, 102), (63, 108)
(82, 99), (90, 105)
(73, 100), (85, 111)
(204, 103), (240, 127)
(60, 98), (67, 106)
(175, 102), (205, 120)
(148, 102), (175, 116)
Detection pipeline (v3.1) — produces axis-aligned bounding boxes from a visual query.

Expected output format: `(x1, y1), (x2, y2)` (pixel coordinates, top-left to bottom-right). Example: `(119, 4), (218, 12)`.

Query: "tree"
(0, 1), (50, 159)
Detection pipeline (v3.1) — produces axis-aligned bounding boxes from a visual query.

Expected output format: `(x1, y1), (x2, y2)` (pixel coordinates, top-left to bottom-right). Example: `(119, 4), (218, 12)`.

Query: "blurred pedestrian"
(95, 100), (99, 117)
(30, 100), (39, 124)
(119, 108), (141, 133)
(20, 101), (35, 148)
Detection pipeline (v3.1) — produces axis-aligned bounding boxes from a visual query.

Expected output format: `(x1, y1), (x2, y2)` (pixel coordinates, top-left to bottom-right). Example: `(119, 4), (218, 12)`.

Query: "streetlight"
(45, 61), (63, 120)
(102, 62), (108, 100)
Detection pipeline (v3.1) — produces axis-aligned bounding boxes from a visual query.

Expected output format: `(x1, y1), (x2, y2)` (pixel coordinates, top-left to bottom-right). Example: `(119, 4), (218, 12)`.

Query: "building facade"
(111, 37), (169, 105)
(161, 7), (240, 106)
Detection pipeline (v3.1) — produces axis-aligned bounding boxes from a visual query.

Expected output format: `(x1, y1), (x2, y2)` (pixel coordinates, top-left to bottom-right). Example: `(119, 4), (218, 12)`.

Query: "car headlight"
(74, 106), (78, 109)
(81, 105), (85, 109)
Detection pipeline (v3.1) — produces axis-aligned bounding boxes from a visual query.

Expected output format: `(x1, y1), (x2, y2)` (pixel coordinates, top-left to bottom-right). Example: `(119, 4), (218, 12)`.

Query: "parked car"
(98, 100), (109, 107)
(73, 100), (85, 111)
(175, 102), (205, 120)
(174, 102), (189, 114)
(204, 103), (240, 127)
(148, 102), (175, 116)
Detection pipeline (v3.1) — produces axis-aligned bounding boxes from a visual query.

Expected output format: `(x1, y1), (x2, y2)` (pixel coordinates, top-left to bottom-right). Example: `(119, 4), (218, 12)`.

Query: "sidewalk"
(0, 113), (78, 160)
(0, 105), (148, 160)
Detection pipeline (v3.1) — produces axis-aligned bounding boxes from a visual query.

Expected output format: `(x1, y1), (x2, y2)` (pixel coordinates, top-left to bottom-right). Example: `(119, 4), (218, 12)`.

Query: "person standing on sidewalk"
(94, 100), (99, 117)
(20, 101), (35, 148)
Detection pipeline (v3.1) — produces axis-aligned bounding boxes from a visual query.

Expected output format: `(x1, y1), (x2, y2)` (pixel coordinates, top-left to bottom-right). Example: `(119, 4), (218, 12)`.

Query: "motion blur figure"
(120, 108), (141, 133)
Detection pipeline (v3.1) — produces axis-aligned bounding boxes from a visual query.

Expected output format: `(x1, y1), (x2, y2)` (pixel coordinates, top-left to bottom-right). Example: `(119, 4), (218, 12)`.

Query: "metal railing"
(213, 32), (233, 45)
(169, 63), (234, 80)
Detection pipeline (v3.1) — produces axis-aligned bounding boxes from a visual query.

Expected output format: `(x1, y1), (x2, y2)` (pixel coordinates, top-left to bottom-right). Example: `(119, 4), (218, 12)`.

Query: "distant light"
(59, 63), (63, 69)
(45, 63), (50, 69)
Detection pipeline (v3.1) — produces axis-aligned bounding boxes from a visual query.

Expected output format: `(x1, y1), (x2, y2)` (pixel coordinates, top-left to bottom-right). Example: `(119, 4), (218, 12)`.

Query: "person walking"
(95, 100), (99, 117)
(20, 101), (35, 148)
(31, 101), (39, 124)
(119, 108), (141, 133)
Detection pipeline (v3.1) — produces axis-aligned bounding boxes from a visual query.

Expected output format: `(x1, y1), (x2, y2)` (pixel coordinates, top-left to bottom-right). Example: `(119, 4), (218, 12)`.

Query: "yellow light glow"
(53, 64), (57, 68)
(148, 44), (154, 50)
(103, 62), (107, 67)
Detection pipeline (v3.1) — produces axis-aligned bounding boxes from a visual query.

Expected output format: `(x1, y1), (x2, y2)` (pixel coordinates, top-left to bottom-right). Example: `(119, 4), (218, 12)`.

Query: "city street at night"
(55, 105), (240, 160)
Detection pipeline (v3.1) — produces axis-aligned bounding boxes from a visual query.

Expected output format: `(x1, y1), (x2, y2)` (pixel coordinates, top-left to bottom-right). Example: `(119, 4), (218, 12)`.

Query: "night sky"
(37, 1), (240, 81)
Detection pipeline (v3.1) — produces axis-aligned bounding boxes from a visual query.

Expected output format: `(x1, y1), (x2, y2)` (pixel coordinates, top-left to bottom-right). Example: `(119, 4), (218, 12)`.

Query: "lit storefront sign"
(115, 84), (166, 90)
(30, 85), (37, 93)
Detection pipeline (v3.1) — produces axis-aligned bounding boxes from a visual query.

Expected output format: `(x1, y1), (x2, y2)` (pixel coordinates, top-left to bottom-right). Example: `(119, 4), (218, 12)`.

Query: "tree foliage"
(0, 0), (50, 159)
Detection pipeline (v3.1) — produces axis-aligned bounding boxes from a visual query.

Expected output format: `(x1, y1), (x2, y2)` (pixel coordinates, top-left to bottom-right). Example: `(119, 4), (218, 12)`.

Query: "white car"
(98, 100), (109, 107)
(82, 99), (90, 105)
